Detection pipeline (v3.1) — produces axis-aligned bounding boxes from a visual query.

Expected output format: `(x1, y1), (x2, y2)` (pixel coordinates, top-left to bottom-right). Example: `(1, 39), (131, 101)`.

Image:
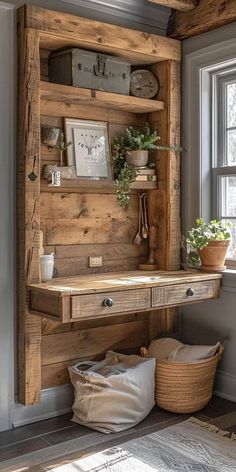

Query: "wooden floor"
(0, 396), (236, 471)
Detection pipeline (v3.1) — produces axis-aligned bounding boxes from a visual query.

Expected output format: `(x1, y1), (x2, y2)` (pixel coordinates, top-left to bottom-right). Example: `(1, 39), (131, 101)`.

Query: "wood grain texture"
(168, 0), (236, 39)
(149, 60), (181, 271)
(41, 319), (149, 365)
(40, 193), (138, 219)
(17, 10), (41, 405)
(29, 271), (222, 297)
(42, 346), (141, 388)
(152, 280), (219, 307)
(24, 5), (181, 62)
(44, 243), (147, 260)
(41, 218), (138, 245)
(71, 288), (151, 319)
(148, 0), (197, 11)
(52, 256), (146, 277)
(40, 99), (148, 126)
(41, 82), (164, 114)
(41, 312), (148, 336)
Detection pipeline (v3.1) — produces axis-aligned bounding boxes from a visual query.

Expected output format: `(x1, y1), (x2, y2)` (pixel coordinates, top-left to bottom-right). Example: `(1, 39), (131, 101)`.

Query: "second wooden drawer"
(152, 280), (218, 308)
(71, 288), (151, 320)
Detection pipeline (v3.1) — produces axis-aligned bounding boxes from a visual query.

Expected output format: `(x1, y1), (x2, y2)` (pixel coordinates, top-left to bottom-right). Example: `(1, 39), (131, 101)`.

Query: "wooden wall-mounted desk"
(29, 270), (221, 323)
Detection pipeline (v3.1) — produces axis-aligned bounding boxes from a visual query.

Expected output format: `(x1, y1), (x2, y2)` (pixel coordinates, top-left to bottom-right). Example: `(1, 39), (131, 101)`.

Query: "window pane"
(227, 129), (236, 165)
(219, 176), (236, 217)
(223, 219), (236, 260)
(227, 82), (236, 127)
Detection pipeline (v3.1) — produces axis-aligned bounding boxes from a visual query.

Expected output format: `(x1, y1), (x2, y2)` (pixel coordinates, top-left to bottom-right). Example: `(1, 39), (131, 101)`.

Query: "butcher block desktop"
(29, 271), (221, 323)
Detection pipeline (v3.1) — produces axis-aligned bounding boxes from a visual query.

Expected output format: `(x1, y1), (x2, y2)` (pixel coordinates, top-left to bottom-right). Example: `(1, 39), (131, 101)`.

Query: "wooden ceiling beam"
(147, 0), (197, 12)
(168, 0), (236, 39)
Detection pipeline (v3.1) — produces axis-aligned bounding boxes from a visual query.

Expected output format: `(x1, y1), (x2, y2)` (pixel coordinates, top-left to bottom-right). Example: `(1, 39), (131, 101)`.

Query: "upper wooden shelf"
(40, 82), (164, 115)
(23, 5), (181, 64)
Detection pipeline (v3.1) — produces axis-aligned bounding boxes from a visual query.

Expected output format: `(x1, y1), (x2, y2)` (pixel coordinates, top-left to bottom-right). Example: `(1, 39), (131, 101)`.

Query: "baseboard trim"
(214, 370), (236, 403)
(13, 369), (236, 427)
(13, 384), (73, 427)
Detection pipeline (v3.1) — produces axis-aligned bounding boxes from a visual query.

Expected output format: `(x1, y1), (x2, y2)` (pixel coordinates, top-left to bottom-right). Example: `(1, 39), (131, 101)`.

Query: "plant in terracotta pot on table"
(186, 218), (232, 272)
(112, 123), (179, 207)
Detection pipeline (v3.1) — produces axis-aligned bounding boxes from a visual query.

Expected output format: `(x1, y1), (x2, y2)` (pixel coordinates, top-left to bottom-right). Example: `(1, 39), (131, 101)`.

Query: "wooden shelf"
(40, 178), (158, 193)
(40, 81), (165, 115)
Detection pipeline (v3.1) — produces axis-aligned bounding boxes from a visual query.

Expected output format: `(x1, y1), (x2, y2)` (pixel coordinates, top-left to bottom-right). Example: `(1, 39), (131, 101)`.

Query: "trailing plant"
(186, 218), (231, 267)
(114, 163), (137, 207)
(55, 132), (72, 167)
(112, 123), (180, 207)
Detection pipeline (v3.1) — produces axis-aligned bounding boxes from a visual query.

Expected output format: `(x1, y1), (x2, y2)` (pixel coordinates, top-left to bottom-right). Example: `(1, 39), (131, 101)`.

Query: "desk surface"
(29, 270), (222, 297)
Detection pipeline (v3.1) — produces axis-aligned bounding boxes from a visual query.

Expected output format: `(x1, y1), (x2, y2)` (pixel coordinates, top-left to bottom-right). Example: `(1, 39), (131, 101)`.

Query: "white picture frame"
(64, 118), (112, 180)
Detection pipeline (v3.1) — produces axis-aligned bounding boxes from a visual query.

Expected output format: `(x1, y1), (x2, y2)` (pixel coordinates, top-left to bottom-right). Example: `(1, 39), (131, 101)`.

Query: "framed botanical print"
(64, 118), (112, 180)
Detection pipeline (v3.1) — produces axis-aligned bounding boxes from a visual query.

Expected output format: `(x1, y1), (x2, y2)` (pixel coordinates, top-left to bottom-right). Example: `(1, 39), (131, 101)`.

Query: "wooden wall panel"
(17, 11), (42, 405)
(40, 193), (147, 276)
(41, 318), (149, 388)
(149, 60), (181, 271)
(41, 320), (148, 365)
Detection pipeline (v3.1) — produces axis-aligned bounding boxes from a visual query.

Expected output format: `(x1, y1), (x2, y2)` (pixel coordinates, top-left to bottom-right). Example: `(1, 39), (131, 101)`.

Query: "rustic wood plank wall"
(18, 5), (181, 403)
(39, 50), (152, 388)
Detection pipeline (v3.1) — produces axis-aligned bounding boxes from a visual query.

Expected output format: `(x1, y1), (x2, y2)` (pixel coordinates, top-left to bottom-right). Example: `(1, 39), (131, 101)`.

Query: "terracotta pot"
(125, 150), (148, 167)
(198, 240), (230, 272)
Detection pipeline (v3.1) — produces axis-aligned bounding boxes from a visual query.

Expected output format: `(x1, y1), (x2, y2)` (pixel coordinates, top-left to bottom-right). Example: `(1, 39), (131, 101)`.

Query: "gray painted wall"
(5, 0), (170, 34)
(0, 2), (15, 433)
(181, 23), (236, 402)
(0, 0), (170, 431)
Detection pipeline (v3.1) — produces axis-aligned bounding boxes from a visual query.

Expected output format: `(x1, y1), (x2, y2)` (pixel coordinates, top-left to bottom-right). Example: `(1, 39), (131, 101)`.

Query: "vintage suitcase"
(49, 48), (131, 95)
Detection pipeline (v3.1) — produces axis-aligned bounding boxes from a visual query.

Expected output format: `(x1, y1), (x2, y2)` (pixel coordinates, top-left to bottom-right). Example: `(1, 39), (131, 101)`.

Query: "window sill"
(222, 269), (236, 291)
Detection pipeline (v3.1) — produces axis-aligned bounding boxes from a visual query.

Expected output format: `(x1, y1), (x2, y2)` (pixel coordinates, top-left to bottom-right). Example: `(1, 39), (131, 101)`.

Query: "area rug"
(50, 418), (236, 471)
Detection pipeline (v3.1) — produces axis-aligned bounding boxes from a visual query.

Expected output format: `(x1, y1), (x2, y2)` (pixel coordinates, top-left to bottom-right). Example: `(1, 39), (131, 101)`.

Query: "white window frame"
(212, 68), (236, 267)
(182, 32), (236, 284)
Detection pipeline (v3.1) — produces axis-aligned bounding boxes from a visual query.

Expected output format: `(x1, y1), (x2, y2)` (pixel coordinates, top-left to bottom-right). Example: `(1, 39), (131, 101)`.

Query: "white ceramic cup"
(40, 254), (54, 282)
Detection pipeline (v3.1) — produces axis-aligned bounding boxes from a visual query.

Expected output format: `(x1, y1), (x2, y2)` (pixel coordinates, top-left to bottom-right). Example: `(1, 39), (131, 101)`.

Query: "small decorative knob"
(103, 298), (114, 307)
(28, 171), (37, 181)
(186, 288), (195, 297)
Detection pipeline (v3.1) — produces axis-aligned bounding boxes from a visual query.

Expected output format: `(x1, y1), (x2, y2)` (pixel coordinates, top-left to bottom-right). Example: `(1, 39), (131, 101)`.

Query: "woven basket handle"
(217, 343), (224, 360)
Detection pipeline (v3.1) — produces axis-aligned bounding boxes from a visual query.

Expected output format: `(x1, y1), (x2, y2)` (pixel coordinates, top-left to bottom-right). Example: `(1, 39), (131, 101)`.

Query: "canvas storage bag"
(68, 351), (156, 434)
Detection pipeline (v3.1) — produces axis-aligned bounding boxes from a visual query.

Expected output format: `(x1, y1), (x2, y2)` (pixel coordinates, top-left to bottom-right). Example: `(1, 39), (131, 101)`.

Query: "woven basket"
(155, 344), (224, 414)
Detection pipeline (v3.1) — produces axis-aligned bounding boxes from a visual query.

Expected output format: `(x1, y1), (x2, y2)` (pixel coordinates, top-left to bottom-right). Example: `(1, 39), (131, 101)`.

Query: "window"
(212, 69), (236, 265)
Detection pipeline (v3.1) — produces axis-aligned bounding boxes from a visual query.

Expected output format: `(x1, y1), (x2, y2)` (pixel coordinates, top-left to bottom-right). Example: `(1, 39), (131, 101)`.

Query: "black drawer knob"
(186, 288), (195, 297)
(103, 298), (114, 307)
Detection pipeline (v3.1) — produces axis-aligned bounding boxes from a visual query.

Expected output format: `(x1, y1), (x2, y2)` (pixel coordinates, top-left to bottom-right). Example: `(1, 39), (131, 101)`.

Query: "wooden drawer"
(152, 280), (219, 308)
(71, 288), (151, 320)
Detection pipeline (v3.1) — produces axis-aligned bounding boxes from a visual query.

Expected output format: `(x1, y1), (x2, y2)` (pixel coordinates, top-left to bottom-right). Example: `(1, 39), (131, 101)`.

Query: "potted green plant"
(187, 218), (231, 272)
(43, 132), (74, 180)
(112, 123), (179, 207)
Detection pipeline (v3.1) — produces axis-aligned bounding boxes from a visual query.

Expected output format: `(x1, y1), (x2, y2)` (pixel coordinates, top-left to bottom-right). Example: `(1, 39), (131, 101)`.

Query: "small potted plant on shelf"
(186, 218), (231, 272)
(56, 132), (72, 168)
(43, 132), (74, 181)
(112, 123), (179, 207)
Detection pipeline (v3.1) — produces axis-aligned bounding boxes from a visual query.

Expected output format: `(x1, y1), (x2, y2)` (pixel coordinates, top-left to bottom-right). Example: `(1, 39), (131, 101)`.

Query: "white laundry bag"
(68, 351), (156, 434)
